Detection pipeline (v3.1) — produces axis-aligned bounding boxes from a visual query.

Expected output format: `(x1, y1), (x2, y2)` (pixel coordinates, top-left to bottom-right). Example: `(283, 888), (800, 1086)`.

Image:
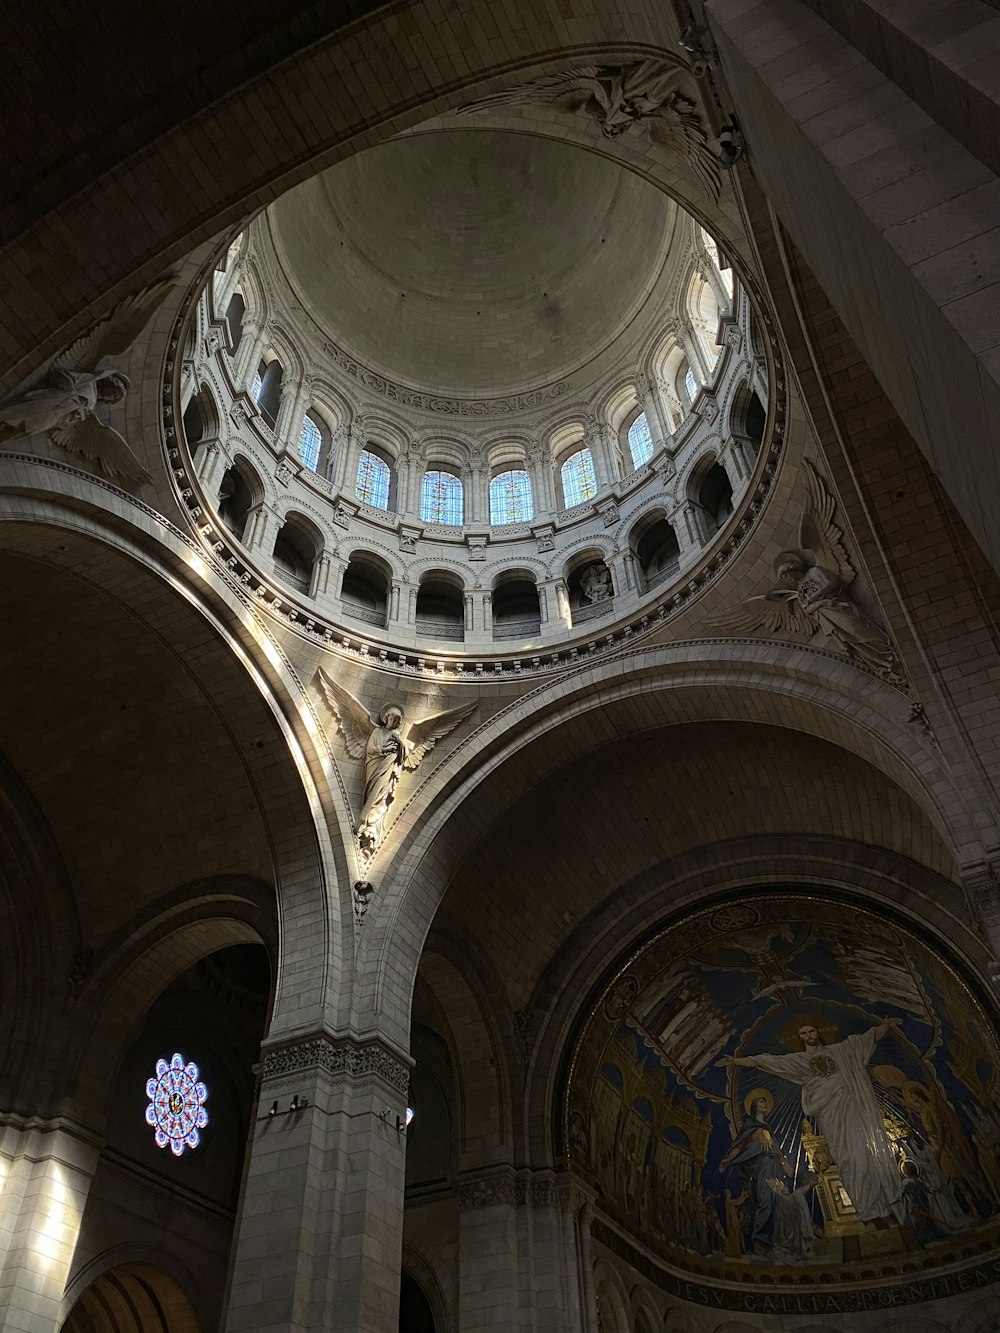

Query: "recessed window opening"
(489, 469), (533, 524)
(626, 412), (654, 468)
(632, 513), (681, 590)
(560, 448), (597, 508)
(698, 462), (734, 534)
(273, 520), (317, 594)
(341, 553), (390, 627)
(298, 414), (322, 472)
(356, 447), (394, 511)
(492, 572), (540, 641)
(415, 573), (464, 641)
(420, 470), (463, 526)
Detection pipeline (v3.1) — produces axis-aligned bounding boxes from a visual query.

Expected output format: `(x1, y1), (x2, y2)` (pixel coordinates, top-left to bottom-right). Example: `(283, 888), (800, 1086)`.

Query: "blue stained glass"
(145, 1052), (209, 1157)
(489, 469), (533, 524)
(356, 449), (391, 510)
(299, 415), (321, 472)
(251, 370), (262, 402)
(421, 470), (463, 526)
(627, 413), (653, 468)
(561, 448), (598, 508)
(684, 368), (698, 403)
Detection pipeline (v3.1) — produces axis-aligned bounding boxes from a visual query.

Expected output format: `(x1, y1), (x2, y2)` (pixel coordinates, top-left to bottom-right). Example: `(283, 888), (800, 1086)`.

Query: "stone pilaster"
(224, 1032), (411, 1333)
(0, 1116), (100, 1333)
(456, 1171), (594, 1333)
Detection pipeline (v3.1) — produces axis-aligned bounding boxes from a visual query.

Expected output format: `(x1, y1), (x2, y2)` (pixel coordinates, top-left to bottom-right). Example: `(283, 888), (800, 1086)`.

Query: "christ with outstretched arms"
(718, 1017), (904, 1224)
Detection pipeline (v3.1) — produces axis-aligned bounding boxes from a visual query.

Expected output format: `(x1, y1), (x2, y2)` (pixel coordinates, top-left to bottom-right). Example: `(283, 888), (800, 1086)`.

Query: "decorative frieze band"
(261, 1032), (410, 1095)
(457, 1170), (584, 1212)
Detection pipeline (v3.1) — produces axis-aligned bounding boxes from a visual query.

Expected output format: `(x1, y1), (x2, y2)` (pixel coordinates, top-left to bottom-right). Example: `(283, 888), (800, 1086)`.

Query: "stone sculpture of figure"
(0, 273), (177, 484)
(316, 669), (476, 855)
(719, 1090), (814, 1261)
(462, 59), (721, 200)
(714, 462), (902, 681)
(580, 563), (613, 602)
(718, 1016), (905, 1225)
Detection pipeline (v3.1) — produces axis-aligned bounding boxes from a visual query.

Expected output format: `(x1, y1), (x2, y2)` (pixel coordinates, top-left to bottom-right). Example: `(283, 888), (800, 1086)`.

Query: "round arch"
(353, 640), (971, 1046)
(0, 474), (352, 1043)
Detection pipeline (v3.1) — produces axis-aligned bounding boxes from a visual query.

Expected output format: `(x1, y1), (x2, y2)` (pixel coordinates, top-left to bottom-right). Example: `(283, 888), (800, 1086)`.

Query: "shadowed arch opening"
(62, 1263), (201, 1333)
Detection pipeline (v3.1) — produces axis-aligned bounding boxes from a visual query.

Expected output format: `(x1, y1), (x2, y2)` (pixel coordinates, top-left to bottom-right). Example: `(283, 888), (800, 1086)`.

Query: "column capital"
(260, 1031), (411, 1096)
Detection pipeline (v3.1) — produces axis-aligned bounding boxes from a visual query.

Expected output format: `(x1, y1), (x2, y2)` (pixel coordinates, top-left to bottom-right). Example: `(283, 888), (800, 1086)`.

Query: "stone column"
(194, 438), (228, 497)
(224, 1034), (411, 1333)
(680, 321), (711, 386)
(640, 380), (670, 455)
(233, 318), (265, 389)
(673, 503), (705, 561)
(0, 1116), (100, 1333)
(456, 1172), (594, 1333)
(464, 592), (475, 634)
(311, 551), (333, 599)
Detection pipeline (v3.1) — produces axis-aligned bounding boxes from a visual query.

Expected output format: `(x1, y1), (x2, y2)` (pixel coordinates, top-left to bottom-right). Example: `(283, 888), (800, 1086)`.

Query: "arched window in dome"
(298, 414), (322, 472)
(626, 412), (653, 468)
(355, 449), (392, 510)
(560, 448), (598, 508)
(489, 469), (533, 525)
(684, 367), (698, 403)
(420, 470), (464, 526)
(251, 367), (263, 401)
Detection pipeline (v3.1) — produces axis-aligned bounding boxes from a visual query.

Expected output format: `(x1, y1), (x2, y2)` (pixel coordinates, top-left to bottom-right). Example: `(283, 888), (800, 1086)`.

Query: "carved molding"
(261, 1032), (410, 1095)
(457, 1169), (564, 1210)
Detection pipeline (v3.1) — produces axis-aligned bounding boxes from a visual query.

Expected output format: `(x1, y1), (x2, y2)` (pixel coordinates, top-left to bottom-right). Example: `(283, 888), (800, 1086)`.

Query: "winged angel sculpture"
(460, 59), (720, 201)
(316, 669), (477, 857)
(0, 274), (178, 484)
(714, 463), (903, 681)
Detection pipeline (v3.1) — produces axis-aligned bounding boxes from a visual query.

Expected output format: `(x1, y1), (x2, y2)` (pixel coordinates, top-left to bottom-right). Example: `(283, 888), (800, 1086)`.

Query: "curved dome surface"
(267, 130), (677, 397)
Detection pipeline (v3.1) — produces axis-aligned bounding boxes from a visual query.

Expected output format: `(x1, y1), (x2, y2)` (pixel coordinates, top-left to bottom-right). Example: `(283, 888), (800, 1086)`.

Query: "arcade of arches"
(2, 3), (1000, 1332)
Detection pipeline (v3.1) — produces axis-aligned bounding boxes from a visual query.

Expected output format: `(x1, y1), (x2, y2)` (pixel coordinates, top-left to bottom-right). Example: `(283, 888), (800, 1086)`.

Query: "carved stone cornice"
(260, 1032), (410, 1095)
(457, 1169), (566, 1210)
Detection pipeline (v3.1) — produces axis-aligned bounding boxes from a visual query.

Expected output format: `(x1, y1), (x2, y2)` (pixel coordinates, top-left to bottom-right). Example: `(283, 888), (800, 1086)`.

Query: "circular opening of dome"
(173, 126), (777, 669)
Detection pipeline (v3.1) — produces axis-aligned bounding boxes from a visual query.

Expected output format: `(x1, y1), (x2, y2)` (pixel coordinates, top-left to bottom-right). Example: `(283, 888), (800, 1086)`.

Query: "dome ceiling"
(267, 130), (677, 398)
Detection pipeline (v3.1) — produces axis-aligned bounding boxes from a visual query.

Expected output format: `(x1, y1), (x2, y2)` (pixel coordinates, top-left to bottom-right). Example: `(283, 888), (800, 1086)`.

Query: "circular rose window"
(144, 1053), (209, 1156)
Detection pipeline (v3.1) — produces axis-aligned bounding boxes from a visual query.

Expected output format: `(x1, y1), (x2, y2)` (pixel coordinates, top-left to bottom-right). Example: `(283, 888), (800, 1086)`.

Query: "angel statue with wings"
(316, 669), (476, 856)
(460, 59), (720, 201)
(0, 273), (177, 485)
(714, 463), (902, 681)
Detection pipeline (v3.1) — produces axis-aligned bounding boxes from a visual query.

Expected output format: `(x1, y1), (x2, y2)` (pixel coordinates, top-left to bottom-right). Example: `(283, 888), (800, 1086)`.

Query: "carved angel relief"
(459, 60), (721, 201)
(316, 669), (476, 858)
(713, 462), (904, 682)
(0, 274), (178, 484)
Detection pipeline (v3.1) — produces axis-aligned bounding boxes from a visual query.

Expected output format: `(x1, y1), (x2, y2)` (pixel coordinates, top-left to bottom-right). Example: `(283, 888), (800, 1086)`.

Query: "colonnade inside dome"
(2, 4), (1000, 1333)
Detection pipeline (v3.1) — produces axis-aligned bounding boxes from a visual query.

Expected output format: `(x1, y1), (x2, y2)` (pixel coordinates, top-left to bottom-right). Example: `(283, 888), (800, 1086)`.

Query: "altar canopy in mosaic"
(566, 896), (1000, 1286)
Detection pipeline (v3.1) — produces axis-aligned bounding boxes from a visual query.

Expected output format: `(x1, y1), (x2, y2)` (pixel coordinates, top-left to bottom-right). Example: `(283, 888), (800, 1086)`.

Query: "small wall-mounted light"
(267, 1101), (278, 1118)
(289, 1094), (300, 1113)
(264, 1095), (306, 1120)
(395, 1106), (415, 1134)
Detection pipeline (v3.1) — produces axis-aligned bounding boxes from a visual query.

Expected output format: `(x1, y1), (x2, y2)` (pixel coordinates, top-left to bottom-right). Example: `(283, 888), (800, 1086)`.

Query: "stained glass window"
(145, 1053), (208, 1157)
(251, 369), (263, 402)
(356, 449), (391, 510)
(489, 469), (533, 524)
(420, 470), (463, 526)
(299, 414), (322, 472)
(627, 412), (654, 468)
(561, 448), (598, 508)
(684, 368), (698, 403)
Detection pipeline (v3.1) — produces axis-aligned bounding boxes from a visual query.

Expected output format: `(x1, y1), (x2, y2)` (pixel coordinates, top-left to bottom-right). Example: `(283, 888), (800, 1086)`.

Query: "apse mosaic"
(145, 1052), (209, 1156)
(566, 896), (1000, 1286)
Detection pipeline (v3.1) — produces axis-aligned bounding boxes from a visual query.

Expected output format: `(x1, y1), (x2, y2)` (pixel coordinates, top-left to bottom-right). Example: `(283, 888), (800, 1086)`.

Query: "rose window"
(144, 1052), (209, 1156)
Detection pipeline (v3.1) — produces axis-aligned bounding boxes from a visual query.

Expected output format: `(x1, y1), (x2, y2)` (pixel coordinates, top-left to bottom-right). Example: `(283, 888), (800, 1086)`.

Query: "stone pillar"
(273, 376), (300, 445)
(311, 551), (333, 599)
(194, 439), (228, 497)
(673, 503), (705, 561)
(456, 1172), (593, 1333)
(528, 446), (554, 515)
(640, 380), (670, 455)
(244, 505), (274, 554)
(234, 318), (265, 390)
(389, 580), (404, 625)
(224, 1034), (411, 1333)
(680, 321), (710, 386)
(468, 463), (484, 525)
(0, 1117), (99, 1333)
(464, 592), (475, 634)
